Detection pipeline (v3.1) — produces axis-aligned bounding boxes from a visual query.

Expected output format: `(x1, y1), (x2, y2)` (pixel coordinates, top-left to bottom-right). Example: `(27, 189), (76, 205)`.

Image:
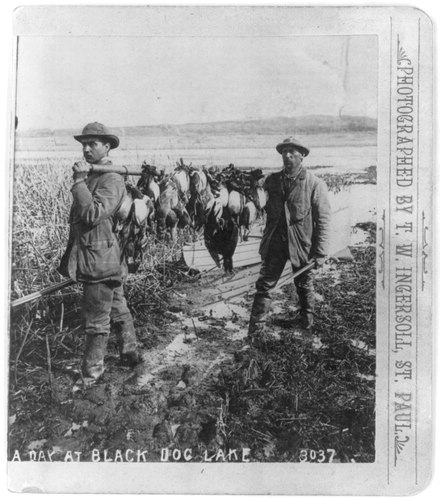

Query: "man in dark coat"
(248, 137), (331, 342)
(59, 122), (142, 381)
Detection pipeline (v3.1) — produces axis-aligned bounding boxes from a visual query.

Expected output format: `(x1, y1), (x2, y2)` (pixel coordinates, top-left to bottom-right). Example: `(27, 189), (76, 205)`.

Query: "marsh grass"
(9, 152), (376, 462)
(10, 157), (201, 383)
(211, 241), (376, 462)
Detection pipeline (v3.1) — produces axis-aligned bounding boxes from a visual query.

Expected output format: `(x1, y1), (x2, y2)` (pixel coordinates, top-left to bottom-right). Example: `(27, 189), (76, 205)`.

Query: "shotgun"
(201, 245), (354, 307)
(10, 248), (353, 309)
(11, 279), (76, 309)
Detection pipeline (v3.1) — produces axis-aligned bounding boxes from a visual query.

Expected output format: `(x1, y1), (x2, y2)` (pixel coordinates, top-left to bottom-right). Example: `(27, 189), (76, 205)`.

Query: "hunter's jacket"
(59, 160), (126, 283)
(259, 168), (331, 267)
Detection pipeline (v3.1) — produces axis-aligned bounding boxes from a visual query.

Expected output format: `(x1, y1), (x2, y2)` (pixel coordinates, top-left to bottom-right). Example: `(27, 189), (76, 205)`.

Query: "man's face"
(81, 139), (110, 164)
(282, 146), (303, 170)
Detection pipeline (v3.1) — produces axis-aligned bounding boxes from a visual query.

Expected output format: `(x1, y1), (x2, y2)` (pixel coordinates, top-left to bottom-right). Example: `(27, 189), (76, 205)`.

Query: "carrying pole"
(89, 165), (144, 176)
(89, 165), (261, 176)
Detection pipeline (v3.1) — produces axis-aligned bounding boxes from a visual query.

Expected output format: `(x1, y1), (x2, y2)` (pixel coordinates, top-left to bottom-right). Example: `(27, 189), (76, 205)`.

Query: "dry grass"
(12, 162), (71, 293)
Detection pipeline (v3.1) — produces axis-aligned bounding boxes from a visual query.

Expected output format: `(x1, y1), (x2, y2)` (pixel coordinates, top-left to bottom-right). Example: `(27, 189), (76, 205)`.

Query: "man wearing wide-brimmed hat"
(59, 122), (142, 382)
(248, 137), (331, 343)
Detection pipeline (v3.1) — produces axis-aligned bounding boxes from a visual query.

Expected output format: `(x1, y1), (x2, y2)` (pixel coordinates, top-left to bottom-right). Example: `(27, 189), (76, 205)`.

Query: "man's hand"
(72, 160), (90, 182)
(313, 256), (326, 269)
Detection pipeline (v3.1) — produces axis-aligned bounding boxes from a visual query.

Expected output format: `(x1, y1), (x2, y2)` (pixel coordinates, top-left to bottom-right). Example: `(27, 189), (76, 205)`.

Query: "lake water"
(15, 140), (376, 174)
(328, 184), (376, 252)
(119, 145), (377, 174)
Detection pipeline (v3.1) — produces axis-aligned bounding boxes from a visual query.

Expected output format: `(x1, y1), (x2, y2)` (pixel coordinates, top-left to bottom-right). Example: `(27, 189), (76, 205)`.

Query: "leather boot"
(298, 288), (315, 331)
(82, 334), (108, 380)
(114, 322), (143, 367)
(301, 311), (314, 330)
(248, 294), (271, 344)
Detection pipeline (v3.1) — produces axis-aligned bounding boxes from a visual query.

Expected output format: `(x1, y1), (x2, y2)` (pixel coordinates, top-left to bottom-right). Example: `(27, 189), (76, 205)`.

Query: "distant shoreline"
(16, 114), (377, 139)
(15, 131), (377, 154)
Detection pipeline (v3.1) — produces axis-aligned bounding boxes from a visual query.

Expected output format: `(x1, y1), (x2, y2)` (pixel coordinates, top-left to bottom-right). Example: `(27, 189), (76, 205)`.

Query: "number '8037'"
(299, 449), (336, 463)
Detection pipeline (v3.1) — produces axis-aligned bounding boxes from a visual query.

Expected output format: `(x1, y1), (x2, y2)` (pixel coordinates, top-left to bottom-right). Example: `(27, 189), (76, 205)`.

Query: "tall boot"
(297, 288), (316, 330)
(82, 333), (108, 380)
(248, 294), (271, 342)
(113, 322), (143, 367)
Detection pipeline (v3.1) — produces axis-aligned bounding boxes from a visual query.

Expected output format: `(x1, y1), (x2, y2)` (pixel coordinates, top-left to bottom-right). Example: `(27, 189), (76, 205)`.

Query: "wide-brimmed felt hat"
(74, 122), (119, 149)
(276, 137), (310, 157)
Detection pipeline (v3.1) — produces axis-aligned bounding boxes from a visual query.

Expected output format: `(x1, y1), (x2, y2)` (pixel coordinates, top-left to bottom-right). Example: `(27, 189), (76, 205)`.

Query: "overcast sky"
(15, 34), (377, 131)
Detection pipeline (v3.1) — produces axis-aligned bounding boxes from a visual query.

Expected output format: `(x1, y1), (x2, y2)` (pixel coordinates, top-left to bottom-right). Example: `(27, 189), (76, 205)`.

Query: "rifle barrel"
(11, 279), (76, 309)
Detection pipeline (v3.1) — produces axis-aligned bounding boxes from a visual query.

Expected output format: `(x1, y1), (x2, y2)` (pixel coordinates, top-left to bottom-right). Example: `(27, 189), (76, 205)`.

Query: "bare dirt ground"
(8, 239), (375, 464)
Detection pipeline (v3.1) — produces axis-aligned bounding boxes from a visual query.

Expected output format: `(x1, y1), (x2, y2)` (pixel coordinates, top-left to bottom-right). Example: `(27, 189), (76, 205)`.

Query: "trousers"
(255, 230), (315, 310)
(82, 281), (135, 336)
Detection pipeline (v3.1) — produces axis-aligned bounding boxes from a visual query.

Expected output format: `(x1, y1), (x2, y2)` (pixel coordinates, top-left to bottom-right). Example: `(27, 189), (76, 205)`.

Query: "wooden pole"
(88, 164), (262, 176)
(89, 165), (144, 176)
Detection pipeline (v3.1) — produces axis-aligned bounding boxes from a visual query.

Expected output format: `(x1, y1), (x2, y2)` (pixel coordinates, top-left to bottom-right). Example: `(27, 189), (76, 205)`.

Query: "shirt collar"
(282, 166), (305, 181)
(95, 157), (113, 166)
